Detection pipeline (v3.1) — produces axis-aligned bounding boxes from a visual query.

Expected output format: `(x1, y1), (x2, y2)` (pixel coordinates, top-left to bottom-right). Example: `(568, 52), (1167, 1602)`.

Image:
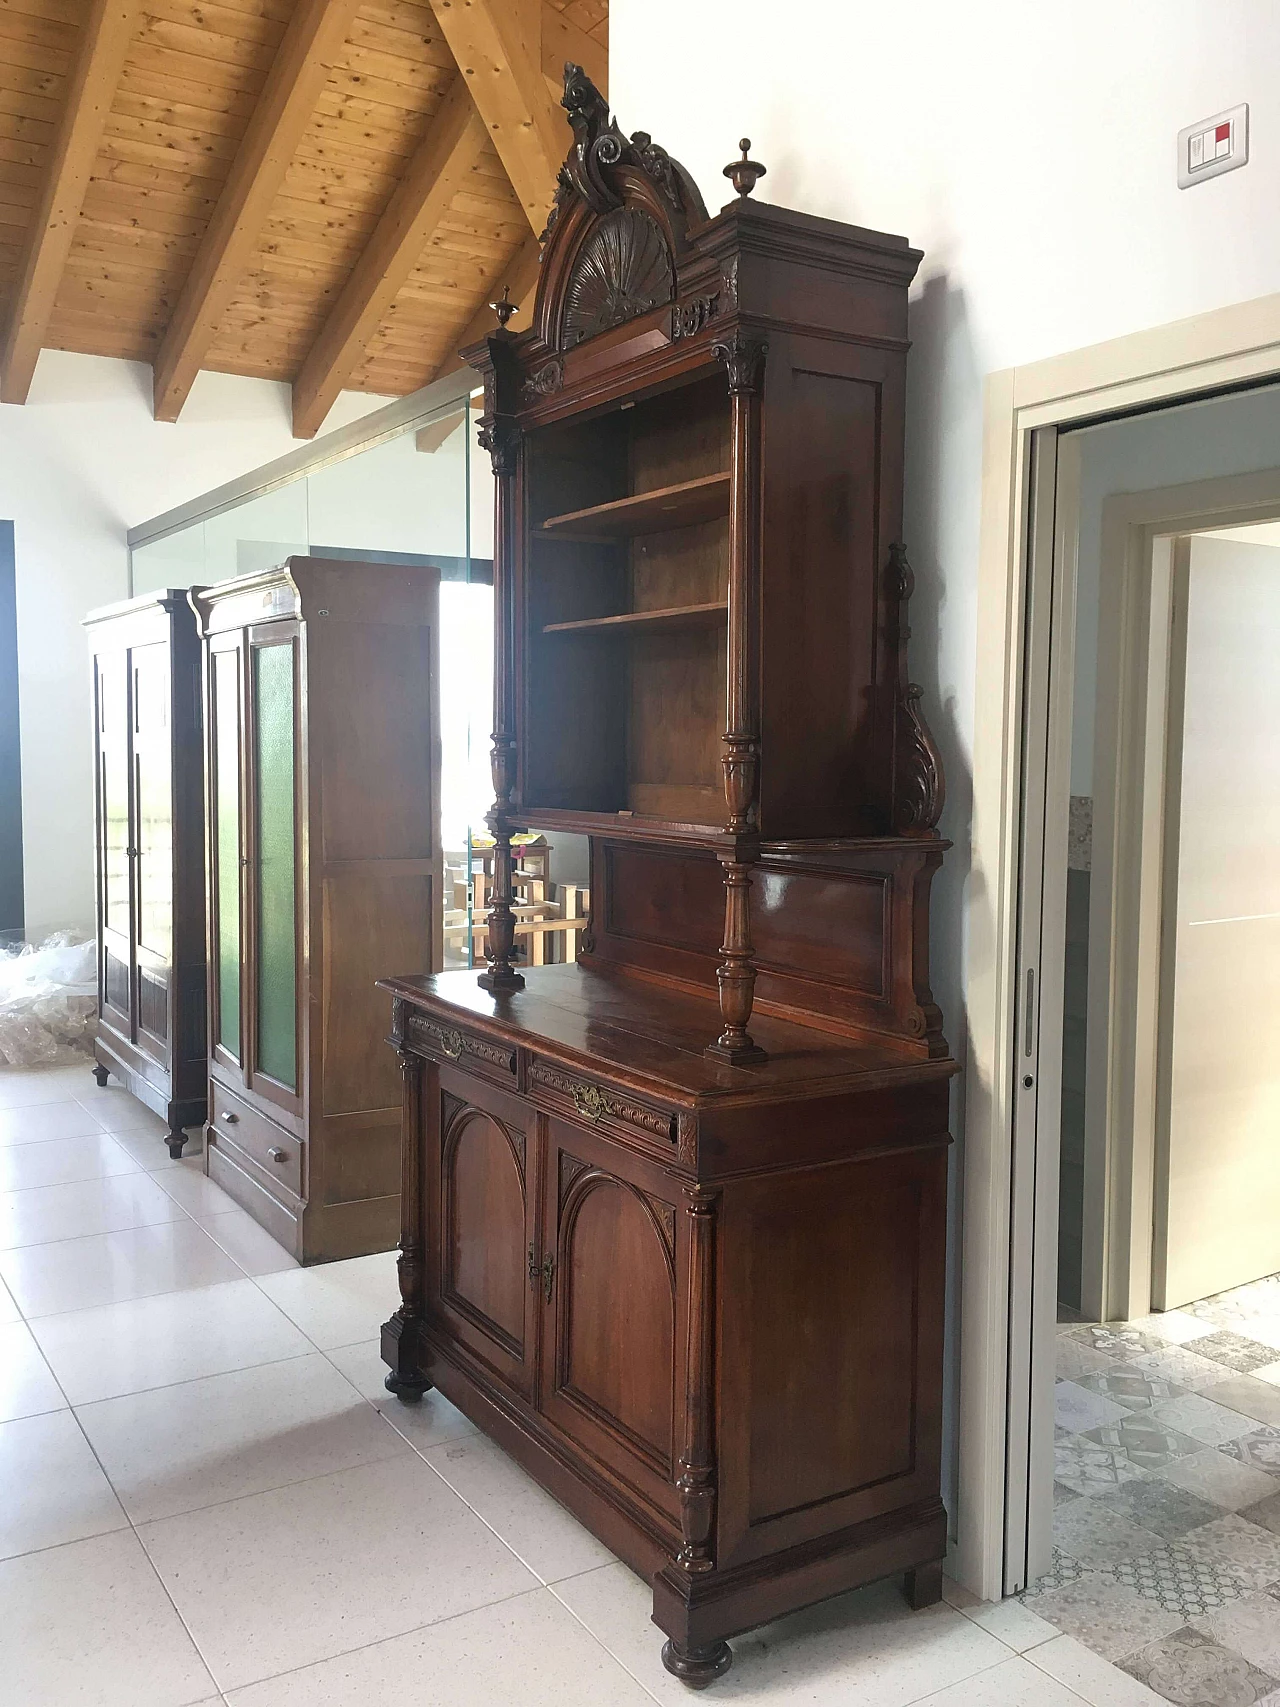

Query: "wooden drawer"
(209, 1080), (303, 1201)
(526, 1055), (692, 1167)
(403, 1009), (518, 1089)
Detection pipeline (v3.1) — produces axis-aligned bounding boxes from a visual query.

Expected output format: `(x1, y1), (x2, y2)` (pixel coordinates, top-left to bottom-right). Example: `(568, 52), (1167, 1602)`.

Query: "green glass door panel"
(253, 642), (297, 1089)
(213, 648), (241, 1058)
(133, 642), (172, 961)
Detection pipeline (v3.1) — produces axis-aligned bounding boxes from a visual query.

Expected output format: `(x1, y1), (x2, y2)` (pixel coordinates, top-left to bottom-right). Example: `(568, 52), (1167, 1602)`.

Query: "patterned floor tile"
(1056, 1432), (1150, 1496)
(1057, 1336), (1124, 1382)
(1024, 1548), (1091, 1597)
(1179, 1516), (1280, 1592)
(1121, 1624), (1277, 1705)
(1205, 1378), (1280, 1429)
(1250, 1365), (1280, 1390)
(1239, 1493), (1280, 1539)
(1103, 1544), (1250, 1618)
(1086, 1415), (1207, 1472)
(1131, 1311), (1217, 1347)
(1074, 1325), (1169, 1362)
(1054, 1480), (1083, 1507)
(1194, 1335), (1280, 1376)
(1057, 1379), (1132, 1435)
(1081, 1368), (1189, 1413)
(1023, 1573), (1184, 1661)
(1221, 1430), (1280, 1480)
(1137, 1348), (1247, 1393)
(1151, 1396), (1260, 1448)
(1195, 1589), (1280, 1679)
(1160, 1452), (1280, 1513)
(1099, 1479), (1228, 1542)
(1053, 1496), (1165, 1567)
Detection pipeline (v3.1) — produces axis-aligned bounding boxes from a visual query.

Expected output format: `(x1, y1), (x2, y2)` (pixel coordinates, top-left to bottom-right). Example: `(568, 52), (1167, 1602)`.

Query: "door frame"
(958, 287), (1280, 1600)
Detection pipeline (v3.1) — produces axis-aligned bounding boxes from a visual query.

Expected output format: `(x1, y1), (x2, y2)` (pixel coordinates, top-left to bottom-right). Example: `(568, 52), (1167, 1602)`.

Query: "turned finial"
(490, 285), (517, 329)
(724, 138), (766, 198)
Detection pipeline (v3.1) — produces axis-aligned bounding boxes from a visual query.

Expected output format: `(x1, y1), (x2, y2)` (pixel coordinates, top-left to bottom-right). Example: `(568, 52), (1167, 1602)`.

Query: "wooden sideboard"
(380, 68), (955, 1685)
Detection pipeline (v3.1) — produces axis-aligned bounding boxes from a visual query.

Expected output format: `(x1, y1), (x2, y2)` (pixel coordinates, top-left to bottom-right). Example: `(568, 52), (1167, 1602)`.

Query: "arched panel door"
(427, 1067), (537, 1398)
(540, 1118), (681, 1525)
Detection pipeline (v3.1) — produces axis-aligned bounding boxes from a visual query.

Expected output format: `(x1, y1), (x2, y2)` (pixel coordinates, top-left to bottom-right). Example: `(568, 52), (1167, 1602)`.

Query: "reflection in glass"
(214, 650), (241, 1057)
(133, 643), (172, 959)
(254, 643), (296, 1088)
(100, 655), (130, 940)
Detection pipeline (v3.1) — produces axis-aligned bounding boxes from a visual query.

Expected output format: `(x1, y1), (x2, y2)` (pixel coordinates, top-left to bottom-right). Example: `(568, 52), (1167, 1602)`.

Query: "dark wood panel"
(443, 1101), (527, 1353)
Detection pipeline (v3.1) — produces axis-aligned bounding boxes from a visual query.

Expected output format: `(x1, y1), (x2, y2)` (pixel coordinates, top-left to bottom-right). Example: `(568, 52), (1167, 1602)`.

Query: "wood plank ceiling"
(0, 0), (607, 434)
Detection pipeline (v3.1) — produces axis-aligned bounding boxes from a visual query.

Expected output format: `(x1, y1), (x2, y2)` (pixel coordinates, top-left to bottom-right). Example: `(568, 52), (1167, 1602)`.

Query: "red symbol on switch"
(1216, 122), (1231, 144)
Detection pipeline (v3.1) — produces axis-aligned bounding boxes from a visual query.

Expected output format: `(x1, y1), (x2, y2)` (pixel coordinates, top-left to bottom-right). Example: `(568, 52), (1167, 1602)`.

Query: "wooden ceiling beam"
(542, 8), (606, 100)
(432, 228), (543, 382)
(291, 76), (485, 439)
(428, 0), (568, 235)
(0, 0), (141, 405)
(151, 0), (362, 424)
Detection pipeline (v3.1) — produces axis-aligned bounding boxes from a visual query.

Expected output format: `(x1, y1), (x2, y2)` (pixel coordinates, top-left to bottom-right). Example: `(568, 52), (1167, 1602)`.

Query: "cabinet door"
(539, 1118), (681, 1522)
(131, 638), (173, 1064)
(428, 1065), (538, 1399)
(208, 634), (245, 1077)
(247, 627), (299, 1107)
(94, 646), (133, 1037)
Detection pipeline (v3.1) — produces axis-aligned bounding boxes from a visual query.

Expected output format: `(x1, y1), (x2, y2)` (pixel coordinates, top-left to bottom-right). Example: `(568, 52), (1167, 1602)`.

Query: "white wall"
(0, 351), (387, 936)
(611, 0), (1280, 1521)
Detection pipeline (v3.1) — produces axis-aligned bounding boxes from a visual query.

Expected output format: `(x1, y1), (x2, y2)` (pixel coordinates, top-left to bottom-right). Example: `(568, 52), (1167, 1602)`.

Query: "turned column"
(477, 407), (525, 994)
(382, 1042), (432, 1398)
(707, 330), (767, 1065)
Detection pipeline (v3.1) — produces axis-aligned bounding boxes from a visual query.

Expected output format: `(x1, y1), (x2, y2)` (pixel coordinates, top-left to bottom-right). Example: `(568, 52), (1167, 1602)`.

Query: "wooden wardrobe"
(380, 71), (956, 1686)
(84, 591), (206, 1157)
(191, 557), (442, 1264)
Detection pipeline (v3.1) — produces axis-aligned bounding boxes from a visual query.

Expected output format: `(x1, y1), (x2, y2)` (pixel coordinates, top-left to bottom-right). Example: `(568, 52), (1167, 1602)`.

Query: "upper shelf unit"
(537, 473), (730, 539)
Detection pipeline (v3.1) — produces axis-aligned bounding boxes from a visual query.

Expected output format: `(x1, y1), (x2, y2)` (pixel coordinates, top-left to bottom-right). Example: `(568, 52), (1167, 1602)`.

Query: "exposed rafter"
(434, 231), (544, 380)
(151, 0), (363, 424)
(428, 0), (568, 234)
(291, 76), (486, 439)
(0, 0), (141, 404)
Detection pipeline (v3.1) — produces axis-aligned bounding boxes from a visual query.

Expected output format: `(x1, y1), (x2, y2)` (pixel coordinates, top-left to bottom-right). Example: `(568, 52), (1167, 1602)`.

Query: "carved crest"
(563, 207), (674, 347)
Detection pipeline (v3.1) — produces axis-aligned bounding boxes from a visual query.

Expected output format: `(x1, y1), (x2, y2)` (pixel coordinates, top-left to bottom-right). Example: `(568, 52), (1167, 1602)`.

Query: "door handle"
(1023, 967), (1036, 1058)
(220, 1111), (238, 1123)
(267, 1146), (287, 1164)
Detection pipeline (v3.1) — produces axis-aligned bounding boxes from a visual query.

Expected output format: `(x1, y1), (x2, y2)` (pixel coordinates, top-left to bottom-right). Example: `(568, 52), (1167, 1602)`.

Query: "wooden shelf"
(542, 602), (727, 637)
(538, 473), (730, 538)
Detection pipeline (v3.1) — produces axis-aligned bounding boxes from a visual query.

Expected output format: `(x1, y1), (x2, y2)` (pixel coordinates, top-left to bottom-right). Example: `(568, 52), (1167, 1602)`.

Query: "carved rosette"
(520, 359), (564, 402)
(671, 290), (720, 340)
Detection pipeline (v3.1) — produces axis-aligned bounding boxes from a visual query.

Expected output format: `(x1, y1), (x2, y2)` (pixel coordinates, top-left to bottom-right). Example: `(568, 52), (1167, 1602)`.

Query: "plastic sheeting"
(0, 932), (97, 1067)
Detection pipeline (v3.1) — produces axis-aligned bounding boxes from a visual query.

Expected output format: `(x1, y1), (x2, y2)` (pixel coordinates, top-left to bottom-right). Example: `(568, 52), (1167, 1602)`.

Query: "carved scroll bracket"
(889, 544), (946, 835)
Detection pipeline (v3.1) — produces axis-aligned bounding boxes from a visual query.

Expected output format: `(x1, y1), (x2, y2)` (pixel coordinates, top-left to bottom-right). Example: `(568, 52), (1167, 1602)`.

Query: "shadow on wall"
(904, 270), (982, 1527)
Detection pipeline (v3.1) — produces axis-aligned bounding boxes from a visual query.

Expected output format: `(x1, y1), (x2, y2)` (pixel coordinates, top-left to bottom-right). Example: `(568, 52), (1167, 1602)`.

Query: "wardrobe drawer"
(209, 1081), (303, 1200)
(403, 1009), (518, 1089)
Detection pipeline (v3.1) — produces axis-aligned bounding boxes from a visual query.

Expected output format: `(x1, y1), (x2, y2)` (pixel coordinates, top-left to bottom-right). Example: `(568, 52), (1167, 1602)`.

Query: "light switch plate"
(1178, 103), (1249, 189)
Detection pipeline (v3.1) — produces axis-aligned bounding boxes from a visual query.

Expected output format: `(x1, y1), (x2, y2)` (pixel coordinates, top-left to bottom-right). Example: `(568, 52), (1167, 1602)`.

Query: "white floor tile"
(30, 1278), (315, 1403)
(0, 1409), (127, 1559)
(423, 1432), (614, 1583)
(0, 1171), (187, 1250)
(903, 1654), (1089, 1705)
(223, 1584), (655, 1706)
(196, 1207), (299, 1276)
(0, 1218), (243, 1318)
(255, 1249), (400, 1350)
(154, 1160), (241, 1218)
(108, 1122), (190, 1171)
(952, 1593), (1060, 1653)
(325, 1338), (476, 1450)
(553, 1562), (1011, 1706)
(0, 1131), (140, 1191)
(0, 1319), (66, 1421)
(0, 1528), (218, 1706)
(1054, 1381), (1129, 1435)
(1026, 1633), (1168, 1705)
(0, 1275), (19, 1322)
(75, 1081), (169, 1136)
(1157, 1447), (1279, 1510)
(138, 1453), (537, 1691)
(0, 1068), (78, 1111)
(0, 1098), (107, 1145)
(78, 1351), (413, 1522)
(1129, 1310), (1214, 1346)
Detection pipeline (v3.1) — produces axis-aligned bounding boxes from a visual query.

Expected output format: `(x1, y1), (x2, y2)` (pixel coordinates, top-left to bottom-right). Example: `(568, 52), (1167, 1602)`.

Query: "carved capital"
(712, 330), (767, 395)
(477, 417), (519, 478)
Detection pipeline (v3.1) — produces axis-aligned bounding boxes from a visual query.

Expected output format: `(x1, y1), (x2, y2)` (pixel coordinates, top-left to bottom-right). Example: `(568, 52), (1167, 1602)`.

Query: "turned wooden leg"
(477, 817), (524, 993)
(166, 1126), (187, 1159)
(381, 1048), (433, 1401)
(661, 1638), (733, 1688)
(705, 860), (766, 1065)
(904, 1558), (943, 1609)
(92, 1064), (109, 1087)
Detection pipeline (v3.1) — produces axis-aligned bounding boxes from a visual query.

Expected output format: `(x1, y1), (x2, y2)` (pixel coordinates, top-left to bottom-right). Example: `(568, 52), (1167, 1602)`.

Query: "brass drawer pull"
(267, 1145), (287, 1164)
(221, 1111), (238, 1123)
(572, 1084), (608, 1122)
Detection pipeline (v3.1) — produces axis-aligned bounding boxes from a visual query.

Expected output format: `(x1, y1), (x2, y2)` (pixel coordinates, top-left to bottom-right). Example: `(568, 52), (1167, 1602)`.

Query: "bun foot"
(166, 1128), (187, 1159)
(384, 1370), (432, 1402)
(92, 1064), (110, 1087)
(661, 1638), (732, 1689)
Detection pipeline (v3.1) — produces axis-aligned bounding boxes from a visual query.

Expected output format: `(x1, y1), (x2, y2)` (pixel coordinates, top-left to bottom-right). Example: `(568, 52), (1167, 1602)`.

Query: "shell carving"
(562, 207), (674, 348)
